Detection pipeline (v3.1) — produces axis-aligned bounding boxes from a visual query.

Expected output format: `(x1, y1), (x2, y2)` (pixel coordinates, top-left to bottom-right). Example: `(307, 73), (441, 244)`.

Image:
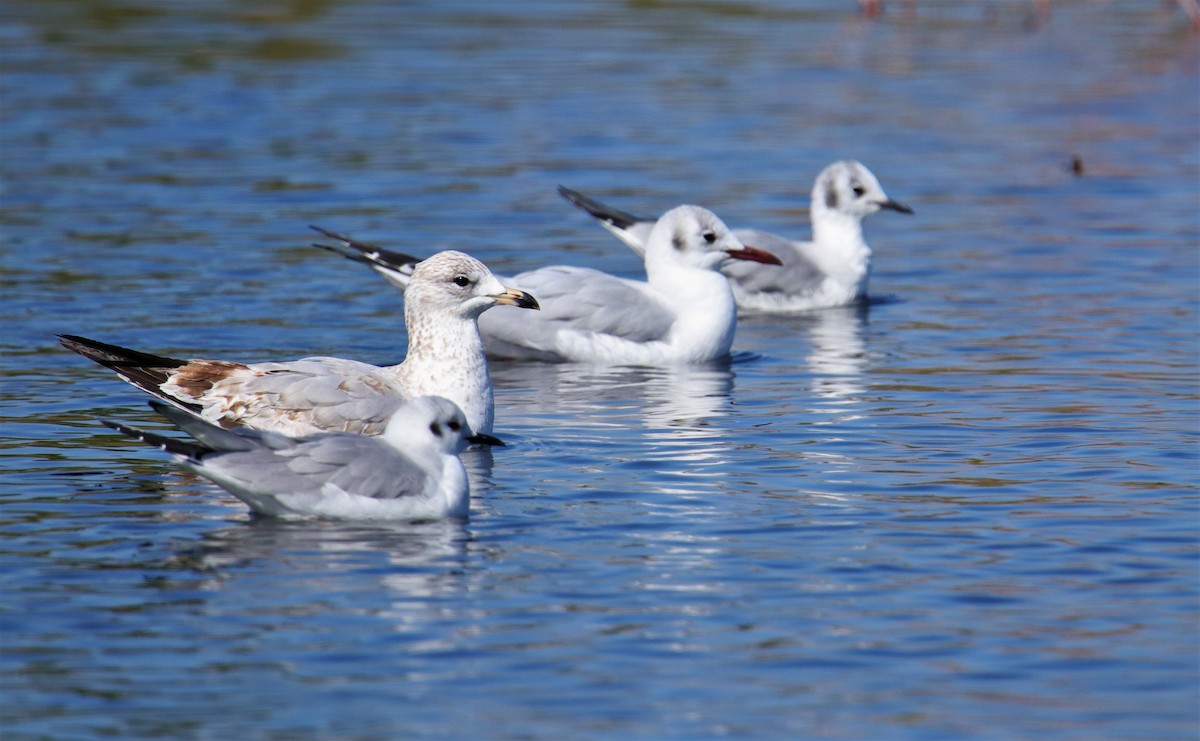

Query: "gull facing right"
(314, 205), (781, 366)
(61, 250), (538, 436)
(104, 396), (498, 521)
(559, 160), (912, 313)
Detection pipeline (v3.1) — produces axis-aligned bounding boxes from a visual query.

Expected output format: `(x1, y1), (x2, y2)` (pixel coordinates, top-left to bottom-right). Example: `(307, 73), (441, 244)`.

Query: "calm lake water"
(2, 1), (1197, 739)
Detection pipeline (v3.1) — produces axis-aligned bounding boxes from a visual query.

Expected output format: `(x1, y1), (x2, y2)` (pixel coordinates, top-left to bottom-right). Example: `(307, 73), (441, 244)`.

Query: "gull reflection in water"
(494, 357), (729, 438)
(168, 517), (477, 636)
(738, 302), (871, 411)
(733, 303), (874, 496)
(802, 303), (871, 411)
(490, 360), (737, 472)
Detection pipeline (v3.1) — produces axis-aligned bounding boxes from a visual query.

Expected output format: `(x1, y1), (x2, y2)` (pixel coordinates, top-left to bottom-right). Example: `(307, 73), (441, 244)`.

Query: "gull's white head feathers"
(811, 160), (912, 223)
(644, 205), (781, 275)
(380, 395), (478, 467)
(405, 250), (537, 322)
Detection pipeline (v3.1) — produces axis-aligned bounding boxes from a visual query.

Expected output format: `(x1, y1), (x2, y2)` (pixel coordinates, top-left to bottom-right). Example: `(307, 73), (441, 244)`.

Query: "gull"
(103, 397), (500, 521)
(312, 205), (781, 365)
(60, 250), (538, 436)
(558, 160), (912, 313)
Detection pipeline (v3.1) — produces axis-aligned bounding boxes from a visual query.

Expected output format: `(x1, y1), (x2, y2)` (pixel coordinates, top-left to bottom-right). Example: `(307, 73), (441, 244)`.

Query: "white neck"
(810, 209), (873, 292)
(436, 455), (470, 518)
(645, 260), (738, 362)
(395, 310), (494, 433)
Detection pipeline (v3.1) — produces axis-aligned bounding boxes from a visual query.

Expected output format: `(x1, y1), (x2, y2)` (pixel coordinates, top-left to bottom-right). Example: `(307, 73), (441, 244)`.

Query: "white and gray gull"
(312, 204), (781, 366)
(558, 160), (912, 313)
(103, 397), (498, 520)
(60, 250), (538, 436)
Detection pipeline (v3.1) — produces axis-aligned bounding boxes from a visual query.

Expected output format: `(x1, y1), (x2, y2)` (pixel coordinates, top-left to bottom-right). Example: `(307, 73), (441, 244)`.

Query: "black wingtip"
(308, 225), (423, 273)
(57, 334), (187, 369)
(100, 416), (203, 458)
(556, 185), (646, 230)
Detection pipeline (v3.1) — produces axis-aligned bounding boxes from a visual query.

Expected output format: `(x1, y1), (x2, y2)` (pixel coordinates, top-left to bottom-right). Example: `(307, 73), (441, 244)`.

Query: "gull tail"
(309, 224), (422, 291)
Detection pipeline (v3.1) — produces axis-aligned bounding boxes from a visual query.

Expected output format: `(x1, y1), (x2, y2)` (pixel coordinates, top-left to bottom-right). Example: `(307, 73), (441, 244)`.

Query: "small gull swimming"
(103, 397), (498, 520)
(313, 205), (781, 365)
(558, 160), (912, 313)
(60, 250), (538, 436)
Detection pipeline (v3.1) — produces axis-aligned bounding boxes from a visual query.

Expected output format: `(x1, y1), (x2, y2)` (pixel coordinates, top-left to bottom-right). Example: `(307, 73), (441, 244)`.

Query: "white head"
(810, 160), (912, 222)
(381, 396), (500, 464)
(644, 205), (782, 274)
(405, 251), (539, 324)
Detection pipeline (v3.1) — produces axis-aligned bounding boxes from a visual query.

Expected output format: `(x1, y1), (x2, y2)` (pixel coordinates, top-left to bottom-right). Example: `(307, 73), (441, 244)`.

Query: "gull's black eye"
(702, 231), (717, 244)
(851, 183), (866, 198)
(447, 420), (461, 432)
(453, 275), (471, 287)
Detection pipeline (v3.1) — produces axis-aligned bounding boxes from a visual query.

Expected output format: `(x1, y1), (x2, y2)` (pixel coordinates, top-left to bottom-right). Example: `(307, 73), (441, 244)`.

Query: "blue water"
(2, 1), (1197, 739)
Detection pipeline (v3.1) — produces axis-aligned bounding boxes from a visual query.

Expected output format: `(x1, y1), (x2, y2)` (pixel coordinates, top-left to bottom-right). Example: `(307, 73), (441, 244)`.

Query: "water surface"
(2, 1), (1197, 739)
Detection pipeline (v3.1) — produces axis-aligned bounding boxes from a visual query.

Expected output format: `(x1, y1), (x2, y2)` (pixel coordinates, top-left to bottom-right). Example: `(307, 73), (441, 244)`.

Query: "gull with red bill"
(558, 160), (913, 313)
(314, 204), (781, 366)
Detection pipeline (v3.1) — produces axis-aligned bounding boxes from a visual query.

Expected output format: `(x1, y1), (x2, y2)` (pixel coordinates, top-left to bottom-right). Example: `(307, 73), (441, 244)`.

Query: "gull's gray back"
(194, 433), (431, 501)
(723, 229), (824, 296)
(481, 265), (675, 359)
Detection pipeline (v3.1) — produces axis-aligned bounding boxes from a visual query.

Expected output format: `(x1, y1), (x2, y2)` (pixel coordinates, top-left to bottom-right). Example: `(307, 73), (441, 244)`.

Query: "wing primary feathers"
(58, 333), (186, 370)
(556, 186), (649, 231)
(100, 418), (210, 460)
(308, 224), (422, 272)
(146, 401), (258, 452)
(58, 334), (208, 413)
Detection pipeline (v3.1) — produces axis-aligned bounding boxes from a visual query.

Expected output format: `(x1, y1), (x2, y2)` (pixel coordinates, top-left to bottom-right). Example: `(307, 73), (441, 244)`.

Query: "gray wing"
(479, 266), (675, 359)
(202, 433), (428, 500)
(723, 229), (825, 296)
(150, 401), (259, 451)
(232, 357), (407, 434)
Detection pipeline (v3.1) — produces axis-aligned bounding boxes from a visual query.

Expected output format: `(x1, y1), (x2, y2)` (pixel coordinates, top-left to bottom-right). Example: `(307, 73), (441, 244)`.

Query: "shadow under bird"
(59, 250), (538, 437)
(103, 397), (500, 521)
(312, 204), (781, 366)
(558, 160), (912, 313)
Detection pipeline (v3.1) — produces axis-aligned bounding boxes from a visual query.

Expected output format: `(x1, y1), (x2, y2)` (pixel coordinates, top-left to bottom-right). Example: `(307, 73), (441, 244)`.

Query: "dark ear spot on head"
(672, 231), (685, 251)
(825, 183), (839, 209)
(429, 422), (442, 437)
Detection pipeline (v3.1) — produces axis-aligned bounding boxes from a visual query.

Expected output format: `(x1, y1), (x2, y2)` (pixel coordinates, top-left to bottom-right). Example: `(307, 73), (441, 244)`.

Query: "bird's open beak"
(879, 199), (914, 215)
(468, 432), (506, 447)
(493, 287), (540, 310)
(726, 245), (783, 266)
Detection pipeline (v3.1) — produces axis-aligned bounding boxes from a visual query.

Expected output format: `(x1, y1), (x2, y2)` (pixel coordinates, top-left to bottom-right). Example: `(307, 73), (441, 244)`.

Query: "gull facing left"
(104, 397), (498, 521)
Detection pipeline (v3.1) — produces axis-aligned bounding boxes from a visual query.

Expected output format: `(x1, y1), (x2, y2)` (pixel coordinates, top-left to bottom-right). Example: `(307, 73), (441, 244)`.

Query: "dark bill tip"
(880, 199), (914, 215)
(726, 245), (783, 266)
(497, 288), (540, 311)
(468, 432), (506, 447)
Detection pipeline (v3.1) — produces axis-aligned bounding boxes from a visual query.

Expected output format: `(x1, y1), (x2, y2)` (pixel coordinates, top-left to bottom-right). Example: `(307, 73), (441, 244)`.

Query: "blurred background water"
(1, 1), (1197, 739)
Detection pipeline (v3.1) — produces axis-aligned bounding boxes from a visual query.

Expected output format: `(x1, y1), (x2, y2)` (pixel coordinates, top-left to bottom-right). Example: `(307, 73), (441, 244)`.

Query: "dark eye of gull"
(702, 231), (717, 244)
(851, 183), (866, 197)
(447, 420), (461, 432)
(453, 275), (471, 287)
